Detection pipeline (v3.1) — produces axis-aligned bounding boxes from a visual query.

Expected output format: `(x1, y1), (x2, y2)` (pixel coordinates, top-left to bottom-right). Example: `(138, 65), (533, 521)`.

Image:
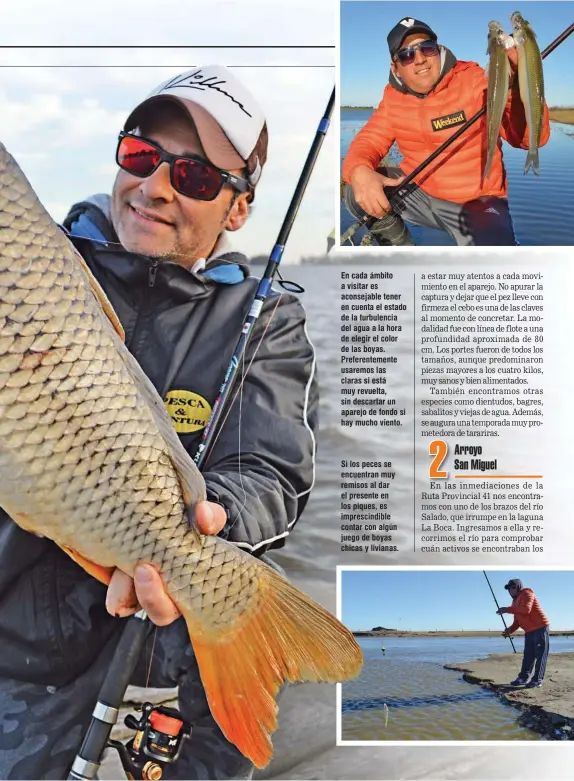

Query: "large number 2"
(429, 440), (448, 479)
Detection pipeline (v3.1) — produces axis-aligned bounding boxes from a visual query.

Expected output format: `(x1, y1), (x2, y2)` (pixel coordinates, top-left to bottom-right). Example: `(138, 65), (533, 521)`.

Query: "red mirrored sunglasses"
(395, 39), (440, 66)
(116, 132), (252, 202)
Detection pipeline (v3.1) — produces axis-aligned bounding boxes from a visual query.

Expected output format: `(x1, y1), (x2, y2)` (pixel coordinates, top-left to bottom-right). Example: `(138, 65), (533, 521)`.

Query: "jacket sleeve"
(506, 589), (535, 616)
(200, 291), (318, 556)
(507, 618), (520, 634)
(500, 77), (550, 149)
(342, 90), (395, 184)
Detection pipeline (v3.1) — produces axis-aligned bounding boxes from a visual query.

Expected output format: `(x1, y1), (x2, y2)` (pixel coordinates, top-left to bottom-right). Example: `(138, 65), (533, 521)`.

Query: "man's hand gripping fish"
(0, 144), (363, 769)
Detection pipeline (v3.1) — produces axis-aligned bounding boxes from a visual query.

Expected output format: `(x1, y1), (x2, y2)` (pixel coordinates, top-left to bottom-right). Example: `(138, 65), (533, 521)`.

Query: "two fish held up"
(0, 143), (363, 769)
(511, 11), (545, 175)
(483, 13), (546, 178)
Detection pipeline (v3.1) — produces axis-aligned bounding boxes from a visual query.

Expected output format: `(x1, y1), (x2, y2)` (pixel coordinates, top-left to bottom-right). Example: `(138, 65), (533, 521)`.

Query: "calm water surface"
(340, 109), (574, 246)
(341, 636), (574, 741)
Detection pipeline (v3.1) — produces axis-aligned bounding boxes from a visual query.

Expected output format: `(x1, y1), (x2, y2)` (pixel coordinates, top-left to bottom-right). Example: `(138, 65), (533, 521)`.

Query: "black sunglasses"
(395, 40), (440, 66)
(116, 132), (252, 202)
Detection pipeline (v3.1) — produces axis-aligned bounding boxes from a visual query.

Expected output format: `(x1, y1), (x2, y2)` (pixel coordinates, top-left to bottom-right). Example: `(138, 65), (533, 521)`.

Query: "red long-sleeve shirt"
(507, 588), (550, 634)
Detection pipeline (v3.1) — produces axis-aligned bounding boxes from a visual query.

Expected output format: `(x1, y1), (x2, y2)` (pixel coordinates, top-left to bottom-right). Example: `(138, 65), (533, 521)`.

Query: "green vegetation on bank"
(341, 106), (373, 111)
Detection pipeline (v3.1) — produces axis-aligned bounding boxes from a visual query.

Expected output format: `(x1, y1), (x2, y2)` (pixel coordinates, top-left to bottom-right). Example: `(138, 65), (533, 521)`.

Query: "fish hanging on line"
(0, 142), (363, 769)
(483, 21), (514, 181)
(511, 11), (545, 175)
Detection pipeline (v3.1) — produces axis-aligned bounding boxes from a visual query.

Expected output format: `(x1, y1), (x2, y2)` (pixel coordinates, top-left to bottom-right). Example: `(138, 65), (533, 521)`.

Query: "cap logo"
(160, 69), (252, 118)
(400, 18), (416, 27)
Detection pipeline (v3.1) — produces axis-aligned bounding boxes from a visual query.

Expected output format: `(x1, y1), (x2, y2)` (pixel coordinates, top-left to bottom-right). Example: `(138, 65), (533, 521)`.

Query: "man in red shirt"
(497, 578), (550, 688)
(342, 17), (550, 246)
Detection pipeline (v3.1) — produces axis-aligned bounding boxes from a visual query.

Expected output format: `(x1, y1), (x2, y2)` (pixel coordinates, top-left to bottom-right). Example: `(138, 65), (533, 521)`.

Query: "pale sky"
(0, 0), (336, 264)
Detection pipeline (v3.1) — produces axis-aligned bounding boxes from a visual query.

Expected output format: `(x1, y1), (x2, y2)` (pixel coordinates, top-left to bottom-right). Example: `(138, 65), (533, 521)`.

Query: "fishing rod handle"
(67, 610), (149, 780)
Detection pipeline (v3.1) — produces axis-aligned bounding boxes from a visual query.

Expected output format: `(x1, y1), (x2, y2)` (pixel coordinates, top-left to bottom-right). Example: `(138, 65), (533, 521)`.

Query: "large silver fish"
(0, 143), (363, 768)
(511, 11), (545, 175)
(484, 21), (513, 180)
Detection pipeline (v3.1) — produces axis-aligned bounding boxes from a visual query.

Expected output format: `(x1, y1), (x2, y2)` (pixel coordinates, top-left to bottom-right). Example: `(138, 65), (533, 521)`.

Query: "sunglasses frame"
(115, 131), (252, 202)
(395, 39), (440, 66)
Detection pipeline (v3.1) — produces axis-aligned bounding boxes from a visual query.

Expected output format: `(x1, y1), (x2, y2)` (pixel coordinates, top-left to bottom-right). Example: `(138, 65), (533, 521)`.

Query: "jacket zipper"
(148, 259), (159, 287)
(127, 259), (159, 351)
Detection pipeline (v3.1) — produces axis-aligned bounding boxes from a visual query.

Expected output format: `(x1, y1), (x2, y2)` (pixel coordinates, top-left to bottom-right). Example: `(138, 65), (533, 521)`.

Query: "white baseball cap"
(123, 65), (267, 186)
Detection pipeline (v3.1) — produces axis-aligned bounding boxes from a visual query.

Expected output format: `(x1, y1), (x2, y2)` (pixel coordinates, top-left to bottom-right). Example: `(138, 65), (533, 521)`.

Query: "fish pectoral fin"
(58, 544), (115, 586)
(181, 562), (363, 769)
(72, 247), (125, 342)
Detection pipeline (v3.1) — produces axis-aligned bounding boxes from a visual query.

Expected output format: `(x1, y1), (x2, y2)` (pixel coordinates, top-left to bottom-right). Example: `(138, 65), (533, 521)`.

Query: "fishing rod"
(195, 84), (335, 468)
(483, 572), (517, 653)
(67, 85), (335, 781)
(341, 21), (574, 246)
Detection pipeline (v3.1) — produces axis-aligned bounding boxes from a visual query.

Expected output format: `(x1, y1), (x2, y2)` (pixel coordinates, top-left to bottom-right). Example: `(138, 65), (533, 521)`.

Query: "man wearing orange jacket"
(497, 578), (550, 688)
(342, 17), (551, 246)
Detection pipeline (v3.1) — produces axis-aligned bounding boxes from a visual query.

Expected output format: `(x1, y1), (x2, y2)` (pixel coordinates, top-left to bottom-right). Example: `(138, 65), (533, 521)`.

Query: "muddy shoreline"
(444, 652), (574, 741)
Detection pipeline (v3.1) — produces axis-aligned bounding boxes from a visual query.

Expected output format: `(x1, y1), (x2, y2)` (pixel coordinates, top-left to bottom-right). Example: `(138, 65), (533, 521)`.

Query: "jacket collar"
(62, 194), (249, 285)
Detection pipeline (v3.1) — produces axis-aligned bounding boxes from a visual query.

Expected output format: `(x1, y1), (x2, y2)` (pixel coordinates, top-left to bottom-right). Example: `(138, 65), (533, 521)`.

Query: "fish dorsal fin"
(73, 246), (125, 342)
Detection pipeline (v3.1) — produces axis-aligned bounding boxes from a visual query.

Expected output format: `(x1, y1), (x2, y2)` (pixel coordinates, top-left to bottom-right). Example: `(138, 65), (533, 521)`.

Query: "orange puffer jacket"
(507, 588), (550, 634)
(342, 59), (550, 203)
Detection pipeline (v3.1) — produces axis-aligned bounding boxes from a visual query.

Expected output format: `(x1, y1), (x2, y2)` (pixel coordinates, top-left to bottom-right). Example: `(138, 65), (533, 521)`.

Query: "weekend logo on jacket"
(430, 110), (467, 131)
(164, 390), (212, 433)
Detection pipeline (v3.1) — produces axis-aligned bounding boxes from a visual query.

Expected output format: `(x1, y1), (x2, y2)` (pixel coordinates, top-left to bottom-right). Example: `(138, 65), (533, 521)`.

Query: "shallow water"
(341, 637), (574, 741)
(340, 109), (574, 246)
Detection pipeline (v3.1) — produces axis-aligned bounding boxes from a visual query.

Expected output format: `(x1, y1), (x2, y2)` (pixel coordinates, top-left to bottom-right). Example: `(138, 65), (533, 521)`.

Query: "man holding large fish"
(342, 15), (550, 245)
(0, 65), (362, 779)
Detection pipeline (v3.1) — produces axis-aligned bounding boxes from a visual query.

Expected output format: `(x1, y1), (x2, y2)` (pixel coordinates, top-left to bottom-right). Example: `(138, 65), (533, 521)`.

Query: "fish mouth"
(129, 205), (173, 226)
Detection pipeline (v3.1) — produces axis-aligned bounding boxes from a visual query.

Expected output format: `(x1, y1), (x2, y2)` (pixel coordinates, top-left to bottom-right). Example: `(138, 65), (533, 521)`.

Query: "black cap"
(504, 578), (523, 591)
(387, 18), (438, 57)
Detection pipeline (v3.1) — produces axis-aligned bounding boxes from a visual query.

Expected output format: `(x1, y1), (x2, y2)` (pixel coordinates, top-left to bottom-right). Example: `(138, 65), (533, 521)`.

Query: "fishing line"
(205, 295), (284, 537)
(145, 626), (158, 688)
(203, 295), (283, 464)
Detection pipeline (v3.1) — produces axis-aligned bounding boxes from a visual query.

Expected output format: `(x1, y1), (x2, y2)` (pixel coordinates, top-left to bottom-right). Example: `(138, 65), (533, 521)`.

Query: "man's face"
(508, 585), (519, 598)
(391, 33), (441, 94)
(111, 103), (249, 266)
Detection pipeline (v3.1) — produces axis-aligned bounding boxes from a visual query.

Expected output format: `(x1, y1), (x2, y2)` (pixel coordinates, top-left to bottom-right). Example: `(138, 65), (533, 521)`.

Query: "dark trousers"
(344, 166), (518, 246)
(520, 626), (550, 683)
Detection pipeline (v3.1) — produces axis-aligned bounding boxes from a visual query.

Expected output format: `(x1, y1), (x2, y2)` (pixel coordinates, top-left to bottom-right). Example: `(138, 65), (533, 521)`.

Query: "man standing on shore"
(497, 578), (550, 688)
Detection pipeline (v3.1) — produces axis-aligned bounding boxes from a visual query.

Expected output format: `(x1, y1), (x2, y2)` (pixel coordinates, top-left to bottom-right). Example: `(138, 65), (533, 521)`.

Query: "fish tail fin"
(181, 564), (363, 768)
(483, 155), (494, 182)
(524, 148), (540, 176)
